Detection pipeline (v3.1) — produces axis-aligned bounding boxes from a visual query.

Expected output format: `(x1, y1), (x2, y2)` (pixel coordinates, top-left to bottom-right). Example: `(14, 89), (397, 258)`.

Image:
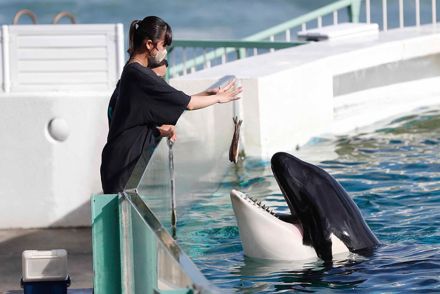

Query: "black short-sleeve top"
(101, 62), (191, 194)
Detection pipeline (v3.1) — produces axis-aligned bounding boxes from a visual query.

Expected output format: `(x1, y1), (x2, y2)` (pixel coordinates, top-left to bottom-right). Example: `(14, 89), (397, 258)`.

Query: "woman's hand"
(216, 83), (242, 103)
(187, 79), (243, 110)
(206, 79), (236, 95)
(158, 124), (176, 142)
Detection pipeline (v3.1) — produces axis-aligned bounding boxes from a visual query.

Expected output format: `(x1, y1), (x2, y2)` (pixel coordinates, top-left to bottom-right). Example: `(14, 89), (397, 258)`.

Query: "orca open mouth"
(233, 190), (277, 216)
(231, 189), (301, 227)
(230, 189), (316, 261)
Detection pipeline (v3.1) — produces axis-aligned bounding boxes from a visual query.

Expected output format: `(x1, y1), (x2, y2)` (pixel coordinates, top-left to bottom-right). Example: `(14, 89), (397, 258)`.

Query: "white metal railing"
(169, 0), (439, 78)
(365, 0), (438, 31)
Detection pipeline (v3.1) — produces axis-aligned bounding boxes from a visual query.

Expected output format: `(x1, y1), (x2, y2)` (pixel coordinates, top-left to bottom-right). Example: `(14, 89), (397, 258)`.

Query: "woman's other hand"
(158, 124), (176, 142)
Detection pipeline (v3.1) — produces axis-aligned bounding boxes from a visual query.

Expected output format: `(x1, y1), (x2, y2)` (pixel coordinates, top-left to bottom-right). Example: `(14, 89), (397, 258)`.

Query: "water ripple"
(176, 107), (440, 292)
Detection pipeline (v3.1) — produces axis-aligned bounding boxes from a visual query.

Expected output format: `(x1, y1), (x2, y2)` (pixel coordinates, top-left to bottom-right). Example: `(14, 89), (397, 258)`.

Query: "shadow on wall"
(49, 201), (93, 228)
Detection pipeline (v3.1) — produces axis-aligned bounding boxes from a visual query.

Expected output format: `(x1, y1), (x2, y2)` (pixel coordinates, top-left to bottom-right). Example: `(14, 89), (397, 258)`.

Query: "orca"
(230, 152), (379, 262)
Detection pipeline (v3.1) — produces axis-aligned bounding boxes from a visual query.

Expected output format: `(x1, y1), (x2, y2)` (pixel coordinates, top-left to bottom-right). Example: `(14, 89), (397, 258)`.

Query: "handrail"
(168, 0), (440, 78)
(169, 39), (305, 49)
(168, 40), (304, 77)
(243, 0), (361, 42)
(13, 9), (38, 24)
(368, 0), (439, 31)
(52, 11), (77, 24)
(168, 39), (304, 76)
(168, 0), (361, 77)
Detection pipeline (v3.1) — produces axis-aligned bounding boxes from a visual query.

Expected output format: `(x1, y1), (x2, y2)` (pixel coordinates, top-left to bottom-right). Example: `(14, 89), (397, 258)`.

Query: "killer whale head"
(230, 152), (379, 262)
(270, 152), (379, 261)
(230, 189), (349, 261)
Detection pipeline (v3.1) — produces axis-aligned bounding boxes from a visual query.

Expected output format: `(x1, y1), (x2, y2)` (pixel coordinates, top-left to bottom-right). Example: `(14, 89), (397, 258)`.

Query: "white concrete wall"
(0, 24), (123, 228)
(170, 24), (440, 158)
(0, 92), (109, 228)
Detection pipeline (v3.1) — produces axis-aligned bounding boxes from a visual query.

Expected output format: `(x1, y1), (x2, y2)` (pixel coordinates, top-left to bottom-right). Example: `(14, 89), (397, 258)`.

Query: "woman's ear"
(145, 39), (154, 51)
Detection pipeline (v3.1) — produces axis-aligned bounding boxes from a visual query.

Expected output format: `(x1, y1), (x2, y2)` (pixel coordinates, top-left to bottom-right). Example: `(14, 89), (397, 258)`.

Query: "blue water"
(175, 107), (440, 293)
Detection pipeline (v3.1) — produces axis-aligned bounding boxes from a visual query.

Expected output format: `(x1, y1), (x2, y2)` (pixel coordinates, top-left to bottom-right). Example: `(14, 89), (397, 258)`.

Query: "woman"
(101, 16), (242, 194)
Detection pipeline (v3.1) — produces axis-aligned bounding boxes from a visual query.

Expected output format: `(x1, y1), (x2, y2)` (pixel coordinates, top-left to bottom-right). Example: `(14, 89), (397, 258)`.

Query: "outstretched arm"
(187, 80), (242, 110)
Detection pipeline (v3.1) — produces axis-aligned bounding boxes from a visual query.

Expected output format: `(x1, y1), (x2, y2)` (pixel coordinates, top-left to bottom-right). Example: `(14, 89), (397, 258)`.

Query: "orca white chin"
(230, 189), (349, 261)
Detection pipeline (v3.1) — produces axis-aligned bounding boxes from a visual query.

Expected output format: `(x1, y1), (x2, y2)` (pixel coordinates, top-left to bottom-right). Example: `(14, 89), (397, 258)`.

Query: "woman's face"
(154, 38), (166, 51)
(146, 36), (166, 55)
(151, 36), (168, 64)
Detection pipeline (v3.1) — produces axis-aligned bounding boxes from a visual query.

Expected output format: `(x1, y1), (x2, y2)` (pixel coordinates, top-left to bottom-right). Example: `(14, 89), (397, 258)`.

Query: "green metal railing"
(168, 40), (305, 77)
(169, 0), (440, 77)
(168, 0), (362, 77)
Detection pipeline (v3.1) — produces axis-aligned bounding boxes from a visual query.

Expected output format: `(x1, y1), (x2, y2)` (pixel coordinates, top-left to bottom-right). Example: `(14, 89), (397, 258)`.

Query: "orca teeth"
(242, 192), (278, 217)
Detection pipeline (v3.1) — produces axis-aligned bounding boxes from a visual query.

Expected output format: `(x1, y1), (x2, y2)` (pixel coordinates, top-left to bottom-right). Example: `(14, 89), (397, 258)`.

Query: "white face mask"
(152, 48), (167, 64)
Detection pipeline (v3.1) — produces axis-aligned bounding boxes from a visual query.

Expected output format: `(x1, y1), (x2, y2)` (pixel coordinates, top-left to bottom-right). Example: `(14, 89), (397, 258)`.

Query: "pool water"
(175, 107), (440, 293)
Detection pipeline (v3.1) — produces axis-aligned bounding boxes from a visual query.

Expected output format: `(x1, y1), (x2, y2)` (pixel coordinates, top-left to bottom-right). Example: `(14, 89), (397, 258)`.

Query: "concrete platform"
(0, 228), (92, 292)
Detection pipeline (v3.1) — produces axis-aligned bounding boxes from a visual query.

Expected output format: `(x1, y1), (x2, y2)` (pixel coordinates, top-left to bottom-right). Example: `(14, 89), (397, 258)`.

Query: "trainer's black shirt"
(100, 62), (190, 194)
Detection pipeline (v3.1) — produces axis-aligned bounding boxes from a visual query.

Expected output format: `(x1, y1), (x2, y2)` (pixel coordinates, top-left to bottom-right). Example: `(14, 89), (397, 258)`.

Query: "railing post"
(366, 0), (371, 23)
(349, 0), (362, 23)
(237, 48), (246, 60)
(382, 0), (388, 31)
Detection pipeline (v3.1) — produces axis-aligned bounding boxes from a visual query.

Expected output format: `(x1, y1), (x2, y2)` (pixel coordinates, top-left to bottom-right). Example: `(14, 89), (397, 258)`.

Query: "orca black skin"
(271, 152), (380, 262)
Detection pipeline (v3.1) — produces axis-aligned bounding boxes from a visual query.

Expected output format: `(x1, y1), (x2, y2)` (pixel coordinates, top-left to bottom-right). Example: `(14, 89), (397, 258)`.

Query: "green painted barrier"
(92, 192), (218, 294)
(91, 194), (122, 294)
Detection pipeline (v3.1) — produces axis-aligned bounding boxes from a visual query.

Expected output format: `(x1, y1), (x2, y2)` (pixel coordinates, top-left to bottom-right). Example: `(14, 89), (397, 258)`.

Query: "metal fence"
(169, 0), (439, 78)
(366, 0), (438, 30)
(168, 0), (362, 77)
